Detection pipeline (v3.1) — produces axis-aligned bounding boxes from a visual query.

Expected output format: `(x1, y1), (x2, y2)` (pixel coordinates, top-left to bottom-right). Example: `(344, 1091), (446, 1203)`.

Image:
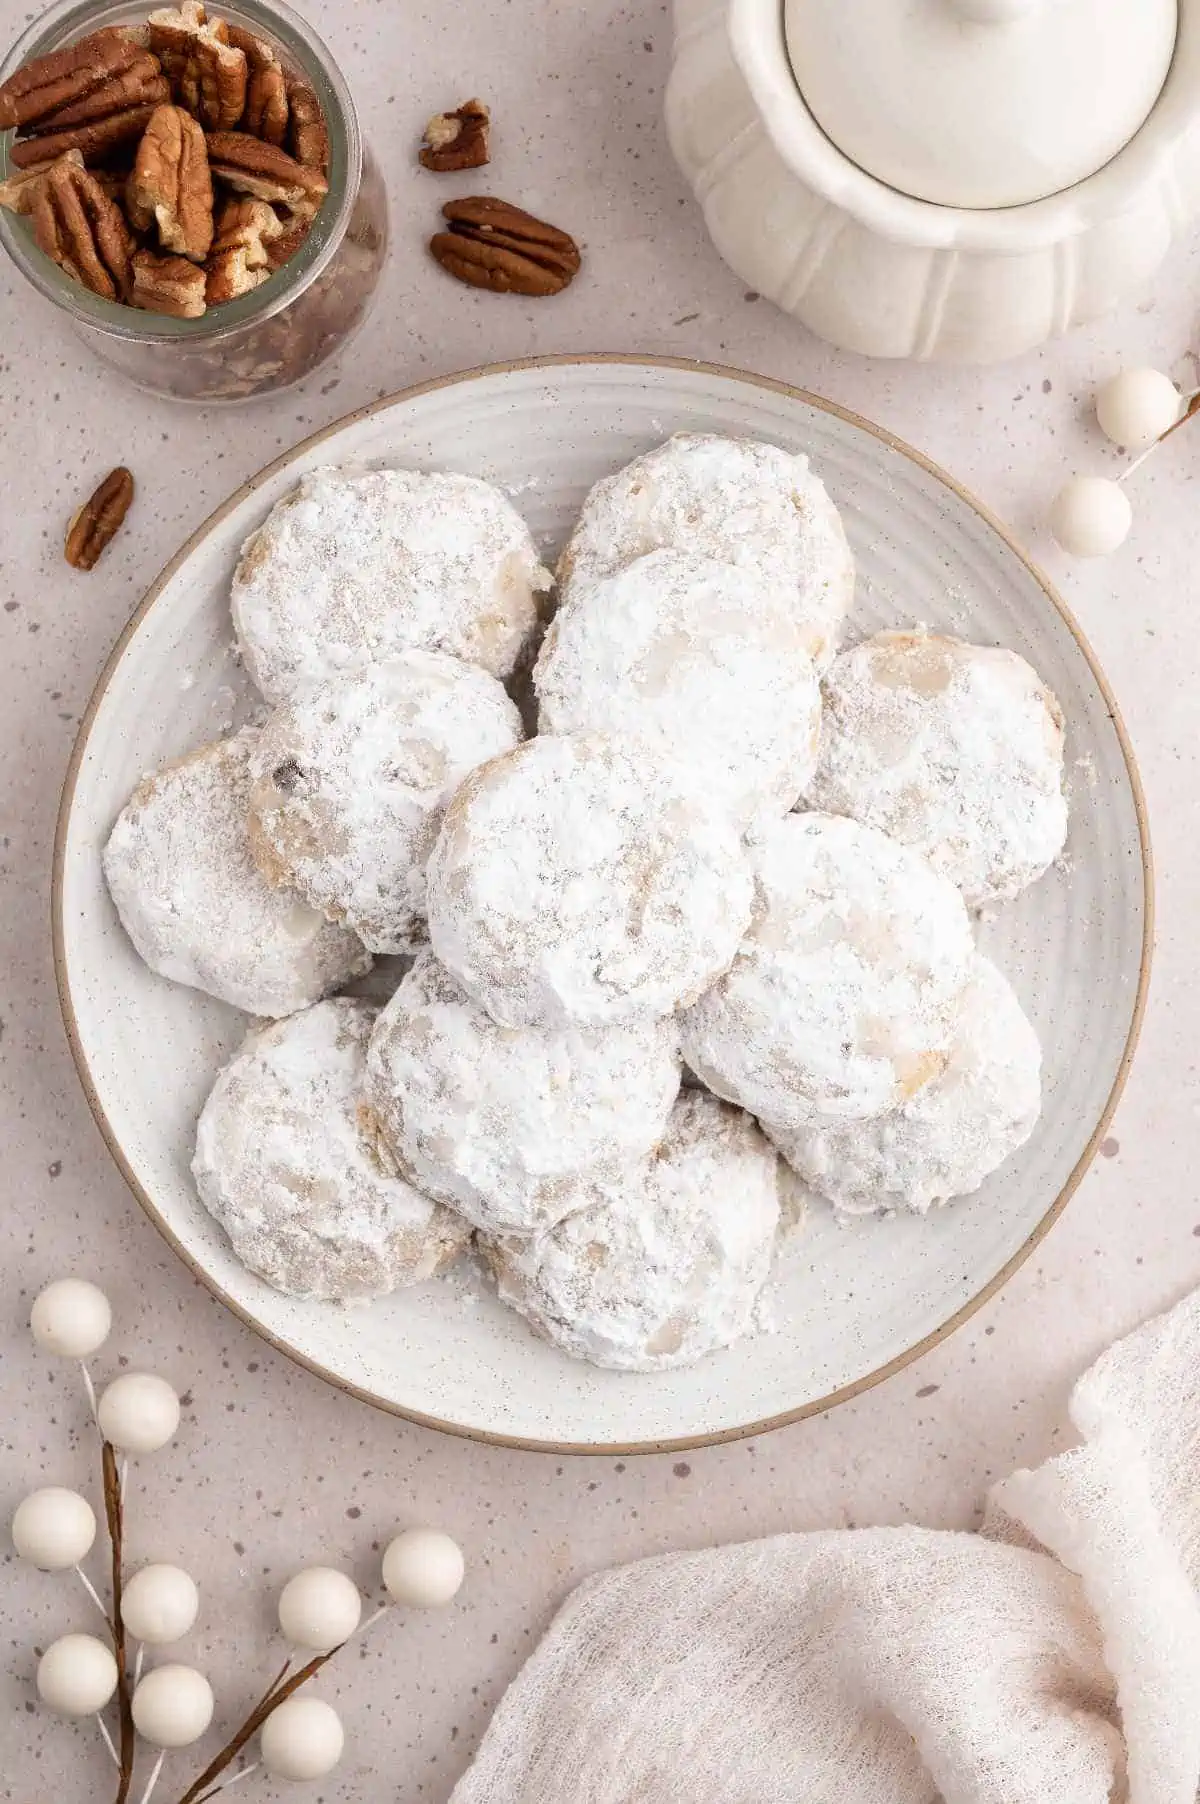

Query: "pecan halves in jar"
(0, 148), (84, 216)
(147, 2), (247, 131)
(430, 196), (580, 296)
(10, 101), (160, 169)
(32, 159), (133, 300)
(205, 130), (328, 207)
(205, 194), (280, 301)
(0, 27), (147, 130)
(27, 53), (169, 134)
(65, 466), (135, 570)
(127, 103), (214, 260)
(243, 62), (288, 146)
(286, 79), (329, 172)
(130, 245), (206, 316)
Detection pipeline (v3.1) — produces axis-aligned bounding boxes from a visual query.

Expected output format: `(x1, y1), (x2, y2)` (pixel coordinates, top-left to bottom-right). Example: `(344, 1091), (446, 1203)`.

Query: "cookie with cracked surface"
(193, 999), (469, 1301)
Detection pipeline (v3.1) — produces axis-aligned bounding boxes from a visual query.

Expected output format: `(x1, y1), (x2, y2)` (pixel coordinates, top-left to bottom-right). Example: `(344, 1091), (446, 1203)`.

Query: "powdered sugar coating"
(247, 653), (524, 956)
(534, 549), (823, 828)
(426, 732), (755, 1030)
(364, 951), (682, 1236)
(765, 955), (1042, 1216)
(487, 1090), (781, 1371)
(557, 434), (855, 671)
(680, 813), (974, 1127)
(103, 730), (370, 1018)
(809, 631), (1069, 908)
(193, 1000), (469, 1301)
(231, 467), (553, 704)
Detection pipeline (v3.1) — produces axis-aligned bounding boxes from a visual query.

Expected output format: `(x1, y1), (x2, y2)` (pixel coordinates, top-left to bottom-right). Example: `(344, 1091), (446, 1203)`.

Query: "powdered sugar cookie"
(680, 813), (974, 1127)
(194, 999), (469, 1301)
(426, 732), (754, 1030)
(364, 951), (681, 1236)
(534, 548), (823, 827)
(808, 630), (1068, 908)
(557, 433), (854, 670)
(247, 652), (524, 956)
(103, 730), (370, 1018)
(765, 955), (1042, 1215)
(486, 1090), (781, 1371)
(231, 467), (553, 704)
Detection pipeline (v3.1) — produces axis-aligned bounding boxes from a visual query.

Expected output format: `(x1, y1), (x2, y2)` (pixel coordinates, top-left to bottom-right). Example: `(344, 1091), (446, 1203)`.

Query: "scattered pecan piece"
(32, 159), (132, 300)
(10, 101), (160, 168)
(130, 245), (206, 316)
(148, 2), (247, 131)
(0, 27), (146, 130)
(127, 103), (213, 260)
(420, 98), (490, 172)
(243, 61), (288, 146)
(0, 148), (84, 216)
(65, 466), (135, 570)
(205, 130), (328, 206)
(27, 54), (168, 133)
(287, 79), (329, 171)
(205, 193), (280, 301)
(430, 196), (580, 296)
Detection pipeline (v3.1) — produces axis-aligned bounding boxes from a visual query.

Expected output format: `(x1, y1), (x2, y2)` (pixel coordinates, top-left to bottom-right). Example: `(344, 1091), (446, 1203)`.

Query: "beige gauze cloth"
(451, 1288), (1200, 1804)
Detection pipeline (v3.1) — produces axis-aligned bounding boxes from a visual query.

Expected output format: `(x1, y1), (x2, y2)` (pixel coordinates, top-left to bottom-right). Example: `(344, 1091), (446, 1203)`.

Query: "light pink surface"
(1, 3), (1196, 1798)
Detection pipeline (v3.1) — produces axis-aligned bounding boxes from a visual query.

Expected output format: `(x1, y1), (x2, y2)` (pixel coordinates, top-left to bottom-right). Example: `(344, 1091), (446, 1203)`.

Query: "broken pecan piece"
(148, 2), (247, 131)
(0, 27), (146, 130)
(286, 79), (329, 172)
(420, 99), (490, 173)
(127, 103), (213, 261)
(0, 148), (84, 217)
(32, 159), (132, 300)
(430, 197), (580, 296)
(10, 102), (160, 168)
(27, 54), (168, 134)
(65, 467), (135, 570)
(205, 193), (281, 301)
(205, 130), (328, 206)
(130, 245), (206, 316)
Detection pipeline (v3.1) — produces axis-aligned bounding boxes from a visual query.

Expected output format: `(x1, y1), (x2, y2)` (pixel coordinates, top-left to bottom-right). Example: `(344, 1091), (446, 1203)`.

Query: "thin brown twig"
(102, 1440), (136, 1804)
(173, 1651), (338, 1804)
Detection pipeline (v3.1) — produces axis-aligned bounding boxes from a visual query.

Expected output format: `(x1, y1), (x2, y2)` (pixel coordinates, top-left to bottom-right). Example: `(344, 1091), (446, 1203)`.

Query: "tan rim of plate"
(51, 353), (1156, 1456)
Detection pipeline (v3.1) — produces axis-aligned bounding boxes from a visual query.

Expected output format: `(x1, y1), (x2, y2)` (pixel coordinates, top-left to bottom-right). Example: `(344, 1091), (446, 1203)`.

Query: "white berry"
(121, 1565), (200, 1644)
(278, 1567), (361, 1652)
(132, 1664), (214, 1747)
(12, 1487), (96, 1569)
(1048, 476), (1133, 558)
(97, 1373), (180, 1453)
(38, 1634), (119, 1716)
(261, 1696), (345, 1781)
(382, 1528), (464, 1607)
(1096, 366), (1181, 450)
(30, 1279), (112, 1358)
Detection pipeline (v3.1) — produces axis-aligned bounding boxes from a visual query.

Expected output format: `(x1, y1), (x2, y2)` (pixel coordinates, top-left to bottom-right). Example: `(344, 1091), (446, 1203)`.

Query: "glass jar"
(0, 0), (388, 401)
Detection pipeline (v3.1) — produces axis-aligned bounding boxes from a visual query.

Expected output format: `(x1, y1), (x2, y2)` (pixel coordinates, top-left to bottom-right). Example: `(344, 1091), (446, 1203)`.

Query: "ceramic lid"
(784, 0), (1178, 209)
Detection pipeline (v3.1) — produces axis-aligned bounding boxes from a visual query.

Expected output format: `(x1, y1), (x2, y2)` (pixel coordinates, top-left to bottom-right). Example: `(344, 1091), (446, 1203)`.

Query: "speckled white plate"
(54, 356), (1152, 1453)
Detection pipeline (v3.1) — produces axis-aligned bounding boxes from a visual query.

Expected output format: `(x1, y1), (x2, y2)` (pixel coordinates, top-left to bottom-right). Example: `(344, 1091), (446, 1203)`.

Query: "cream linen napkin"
(451, 1289), (1200, 1804)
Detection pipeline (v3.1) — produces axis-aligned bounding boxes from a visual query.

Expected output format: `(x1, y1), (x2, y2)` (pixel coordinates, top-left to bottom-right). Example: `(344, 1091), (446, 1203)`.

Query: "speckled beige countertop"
(3, 3), (1199, 1799)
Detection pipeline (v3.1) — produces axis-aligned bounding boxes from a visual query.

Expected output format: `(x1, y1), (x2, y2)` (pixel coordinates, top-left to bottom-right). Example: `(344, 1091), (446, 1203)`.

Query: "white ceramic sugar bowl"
(666, 0), (1199, 362)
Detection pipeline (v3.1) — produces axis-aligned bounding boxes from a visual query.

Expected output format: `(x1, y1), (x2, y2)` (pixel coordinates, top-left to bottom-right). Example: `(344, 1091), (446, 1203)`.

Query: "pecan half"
(148, 3), (247, 131)
(0, 27), (145, 130)
(10, 102), (160, 168)
(286, 79), (329, 172)
(430, 196), (580, 296)
(241, 63), (286, 145)
(130, 245), (206, 316)
(420, 98), (490, 173)
(32, 160), (132, 300)
(205, 130), (328, 206)
(65, 467), (134, 570)
(27, 53), (168, 134)
(127, 103), (213, 260)
(205, 194), (280, 301)
(221, 23), (275, 70)
(0, 148), (83, 217)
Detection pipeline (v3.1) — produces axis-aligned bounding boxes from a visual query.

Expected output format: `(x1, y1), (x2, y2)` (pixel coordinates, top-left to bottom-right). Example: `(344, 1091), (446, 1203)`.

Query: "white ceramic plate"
(54, 356), (1152, 1453)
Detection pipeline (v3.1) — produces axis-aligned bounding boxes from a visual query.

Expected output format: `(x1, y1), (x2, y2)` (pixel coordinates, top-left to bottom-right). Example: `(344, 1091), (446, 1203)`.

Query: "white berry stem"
(133, 1645), (145, 1687)
(96, 1714), (121, 1769)
(74, 1565), (111, 1622)
(1117, 386), (1200, 483)
(358, 1602), (390, 1635)
(80, 1361), (100, 1426)
(136, 1748), (166, 1804)
(197, 1762), (260, 1800)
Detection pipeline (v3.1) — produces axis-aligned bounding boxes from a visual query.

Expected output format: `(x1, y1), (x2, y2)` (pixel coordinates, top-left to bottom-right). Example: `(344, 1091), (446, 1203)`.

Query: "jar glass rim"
(0, 0), (361, 341)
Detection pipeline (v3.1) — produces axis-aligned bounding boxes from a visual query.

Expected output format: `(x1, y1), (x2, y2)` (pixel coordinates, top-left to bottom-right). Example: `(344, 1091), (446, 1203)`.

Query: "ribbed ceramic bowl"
(54, 356), (1152, 1453)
